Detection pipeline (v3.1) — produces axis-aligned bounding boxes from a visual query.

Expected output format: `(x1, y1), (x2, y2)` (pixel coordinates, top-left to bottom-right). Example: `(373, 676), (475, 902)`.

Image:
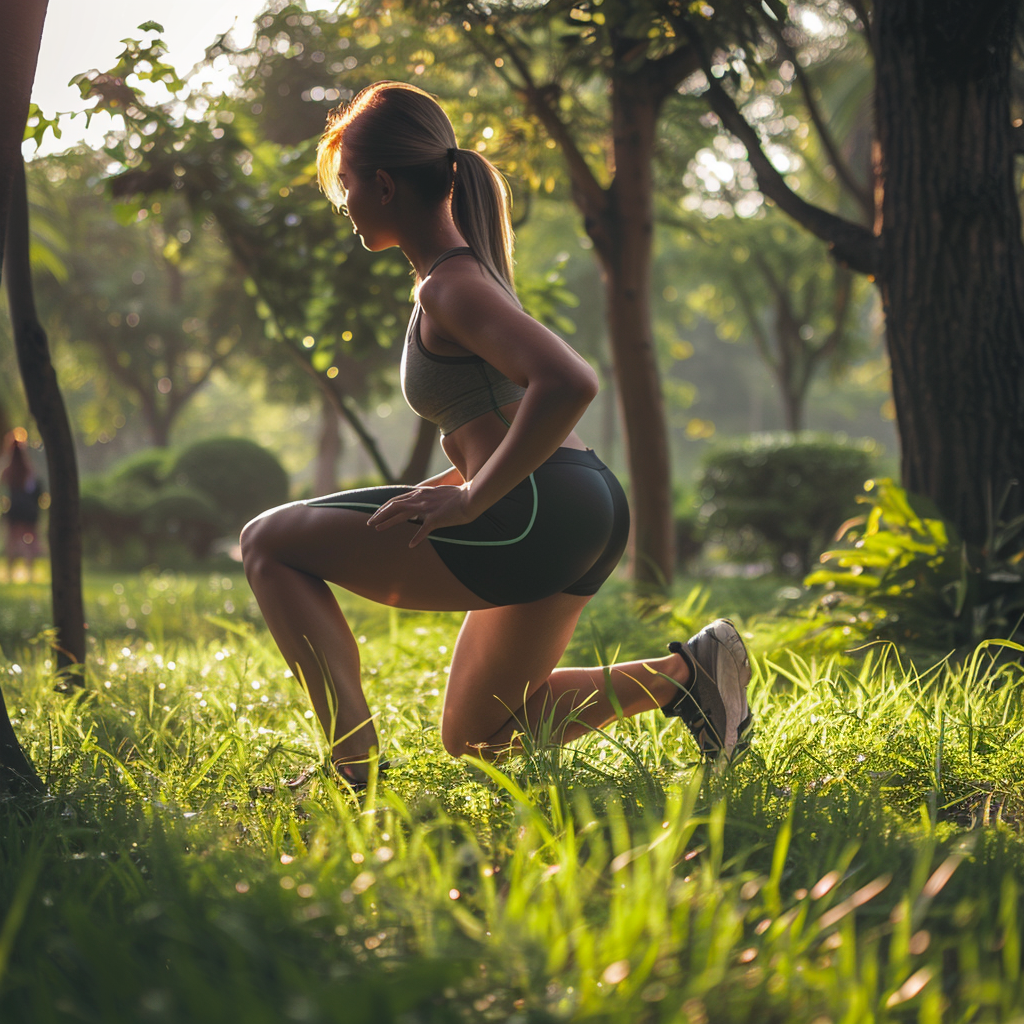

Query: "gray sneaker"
(662, 619), (753, 762)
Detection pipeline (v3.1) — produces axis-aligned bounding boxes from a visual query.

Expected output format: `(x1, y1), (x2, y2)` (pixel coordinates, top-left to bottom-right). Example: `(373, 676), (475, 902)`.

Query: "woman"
(2, 434), (43, 582)
(240, 82), (752, 788)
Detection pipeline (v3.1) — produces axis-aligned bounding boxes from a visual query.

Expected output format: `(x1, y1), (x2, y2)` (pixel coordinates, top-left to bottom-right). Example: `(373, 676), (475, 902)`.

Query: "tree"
(0, 0), (51, 793)
(73, 9), (593, 489)
(415, 0), (702, 585)
(681, 212), (872, 432)
(689, 0), (1024, 546)
(30, 161), (254, 447)
(73, 15), (439, 485)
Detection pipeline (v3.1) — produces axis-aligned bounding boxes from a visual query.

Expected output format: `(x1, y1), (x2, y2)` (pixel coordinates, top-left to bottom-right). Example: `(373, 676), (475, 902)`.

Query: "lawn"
(1, 570), (1023, 1023)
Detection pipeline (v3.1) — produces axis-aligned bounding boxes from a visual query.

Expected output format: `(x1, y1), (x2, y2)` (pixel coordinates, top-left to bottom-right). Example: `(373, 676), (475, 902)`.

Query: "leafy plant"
(806, 478), (1024, 651)
(699, 433), (877, 573)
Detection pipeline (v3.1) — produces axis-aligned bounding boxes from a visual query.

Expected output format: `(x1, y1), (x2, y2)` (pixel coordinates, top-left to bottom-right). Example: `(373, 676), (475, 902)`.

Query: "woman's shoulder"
(419, 256), (517, 324)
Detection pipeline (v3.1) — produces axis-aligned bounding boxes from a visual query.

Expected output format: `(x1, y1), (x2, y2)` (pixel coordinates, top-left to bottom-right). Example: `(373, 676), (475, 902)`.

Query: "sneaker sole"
(688, 619), (751, 759)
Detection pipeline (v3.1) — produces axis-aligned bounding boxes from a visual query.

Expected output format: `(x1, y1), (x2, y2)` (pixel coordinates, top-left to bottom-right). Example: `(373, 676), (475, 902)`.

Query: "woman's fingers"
(366, 491), (422, 529)
(366, 485), (472, 546)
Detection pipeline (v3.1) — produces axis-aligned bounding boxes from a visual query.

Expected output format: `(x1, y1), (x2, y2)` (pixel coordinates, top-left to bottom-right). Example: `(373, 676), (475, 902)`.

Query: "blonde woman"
(240, 82), (752, 788)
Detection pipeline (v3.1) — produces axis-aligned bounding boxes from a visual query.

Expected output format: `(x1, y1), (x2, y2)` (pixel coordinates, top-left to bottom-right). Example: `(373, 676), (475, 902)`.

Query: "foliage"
(26, 153), (255, 448)
(79, 438), (288, 567)
(2, 576), (1024, 1020)
(679, 211), (878, 432)
(807, 478), (1024, 653)
(107, 447), (175, 490)
(699, 432), (877, 573)
(170, 436), (290, 535)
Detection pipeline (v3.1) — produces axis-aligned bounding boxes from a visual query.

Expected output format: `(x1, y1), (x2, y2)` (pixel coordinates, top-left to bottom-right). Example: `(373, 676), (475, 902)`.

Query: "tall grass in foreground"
(1, 573), (1023, 1022)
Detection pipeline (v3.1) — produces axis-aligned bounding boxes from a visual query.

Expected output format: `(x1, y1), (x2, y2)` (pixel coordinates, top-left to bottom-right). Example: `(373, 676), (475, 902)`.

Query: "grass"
(1, 570), (1024, 1022)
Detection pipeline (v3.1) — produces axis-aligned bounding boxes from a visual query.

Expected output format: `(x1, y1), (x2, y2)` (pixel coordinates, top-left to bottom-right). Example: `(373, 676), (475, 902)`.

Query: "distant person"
(2, 434), (43, 582)
(241, 82), (753, 789)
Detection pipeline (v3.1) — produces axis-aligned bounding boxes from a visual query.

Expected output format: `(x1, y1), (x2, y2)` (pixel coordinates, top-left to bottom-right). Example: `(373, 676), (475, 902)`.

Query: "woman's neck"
(397, 205), (467, 279)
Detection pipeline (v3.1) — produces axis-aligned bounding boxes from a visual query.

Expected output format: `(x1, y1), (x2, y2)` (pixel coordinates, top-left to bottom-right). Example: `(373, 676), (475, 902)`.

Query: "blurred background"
(4, 0), (900, 580)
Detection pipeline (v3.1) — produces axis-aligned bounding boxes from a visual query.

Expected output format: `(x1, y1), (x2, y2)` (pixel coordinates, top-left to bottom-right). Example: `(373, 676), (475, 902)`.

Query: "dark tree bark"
(700, 0), (1024, 545)
(588, 75), (675, 584)
(6, 160), (86, 678)
(875, 0), (1024, 542)
(314, 390), (343, 496)
(0, 0), (49, 794)
(0, 0), (47, 280)
(397, 414), (436, 485)
(488, 29), (698, 587)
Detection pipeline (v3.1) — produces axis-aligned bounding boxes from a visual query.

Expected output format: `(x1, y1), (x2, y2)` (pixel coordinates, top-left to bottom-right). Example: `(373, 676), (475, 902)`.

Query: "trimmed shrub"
(698, 433), (878, 574)
(107, 447), (173, 490)
(80, 439), (288, 567)
(170, 436), (289, 534)
(139, 488), (223, 559)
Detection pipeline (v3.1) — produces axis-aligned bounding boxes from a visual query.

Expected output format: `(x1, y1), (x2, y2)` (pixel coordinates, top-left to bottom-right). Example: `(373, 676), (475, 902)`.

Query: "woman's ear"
(375, 168), (396, 205)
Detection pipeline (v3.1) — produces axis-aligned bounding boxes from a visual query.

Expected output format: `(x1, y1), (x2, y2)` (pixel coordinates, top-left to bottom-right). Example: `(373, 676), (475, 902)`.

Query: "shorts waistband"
(542, 447), (607, 469)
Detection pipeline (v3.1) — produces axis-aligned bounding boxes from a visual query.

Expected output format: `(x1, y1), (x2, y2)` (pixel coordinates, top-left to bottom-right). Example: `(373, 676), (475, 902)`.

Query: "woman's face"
(337, 150), (394, 251)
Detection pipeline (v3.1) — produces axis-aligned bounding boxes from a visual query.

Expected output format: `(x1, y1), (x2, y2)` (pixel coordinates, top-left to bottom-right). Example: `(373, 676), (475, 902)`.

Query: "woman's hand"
(366, 484), (474, 547)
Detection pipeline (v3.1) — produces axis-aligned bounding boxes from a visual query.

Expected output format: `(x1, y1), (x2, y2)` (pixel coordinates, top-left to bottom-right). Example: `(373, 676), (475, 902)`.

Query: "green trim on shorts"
(310, 473), (539, 548)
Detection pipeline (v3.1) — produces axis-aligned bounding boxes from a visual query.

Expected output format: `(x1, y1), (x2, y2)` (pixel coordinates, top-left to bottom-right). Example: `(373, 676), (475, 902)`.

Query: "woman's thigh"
(440, 591), (592, 753)
(241, 501), (494, 612)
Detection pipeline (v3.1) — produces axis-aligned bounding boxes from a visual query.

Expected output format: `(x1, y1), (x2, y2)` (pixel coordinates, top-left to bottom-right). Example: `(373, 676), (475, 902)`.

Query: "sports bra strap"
(425, 246), (475, 275)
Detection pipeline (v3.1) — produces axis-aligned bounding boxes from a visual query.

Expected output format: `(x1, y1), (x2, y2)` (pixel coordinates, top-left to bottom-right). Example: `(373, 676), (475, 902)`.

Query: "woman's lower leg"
(476, 652), (689, 753)
(244, 554), (379, 776)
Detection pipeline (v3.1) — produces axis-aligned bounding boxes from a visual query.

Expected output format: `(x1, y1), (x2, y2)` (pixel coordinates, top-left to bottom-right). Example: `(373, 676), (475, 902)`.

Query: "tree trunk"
(397, 415), (436, 485)
(589, 79), (674, 586)
(314, 390), (342, 496)
(778, 374), (803, 434)
(0, 0), (49, 794)
(5, 159), (86, 679)
(0, 390), (11, 440)
(0, 0), (47, 281)
(145, 405), (172, 448)
(876, 0), (1024, 542)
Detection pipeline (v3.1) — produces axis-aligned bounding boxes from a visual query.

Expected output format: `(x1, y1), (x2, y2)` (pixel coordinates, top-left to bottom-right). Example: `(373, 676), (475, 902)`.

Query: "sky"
(27, 0), (272, 155)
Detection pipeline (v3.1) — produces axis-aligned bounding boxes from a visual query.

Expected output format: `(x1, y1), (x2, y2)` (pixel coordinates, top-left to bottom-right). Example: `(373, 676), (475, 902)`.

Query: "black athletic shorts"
(305, 447), (630, 606)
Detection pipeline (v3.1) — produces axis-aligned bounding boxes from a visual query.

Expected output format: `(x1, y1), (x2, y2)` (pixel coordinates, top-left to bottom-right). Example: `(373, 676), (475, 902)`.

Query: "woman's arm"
(419, 267), (598, 518)
(418, 465), (464, 487)
(367, 262), (598, 546)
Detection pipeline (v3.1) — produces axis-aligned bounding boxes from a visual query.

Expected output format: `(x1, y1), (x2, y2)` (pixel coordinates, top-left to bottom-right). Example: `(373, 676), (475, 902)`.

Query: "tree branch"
(703, 76), (880, 275)
(844, 0), (875, 56)
(472, 17), (609, 220)
(645, 39), (703, 104)
(731, 272), (778, 372)
(766, 22), (874, 220)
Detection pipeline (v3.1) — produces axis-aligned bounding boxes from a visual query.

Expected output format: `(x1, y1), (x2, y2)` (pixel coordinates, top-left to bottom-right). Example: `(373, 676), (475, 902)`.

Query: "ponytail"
(317, 81), (519, 300)
(451, 148), (518, 302)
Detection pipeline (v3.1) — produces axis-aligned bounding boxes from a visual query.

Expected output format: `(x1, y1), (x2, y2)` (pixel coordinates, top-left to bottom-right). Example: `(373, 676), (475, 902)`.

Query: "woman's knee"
(439, 709), (485, 759)
(239, 504), (292, 571)
(439, 696), (511, 759)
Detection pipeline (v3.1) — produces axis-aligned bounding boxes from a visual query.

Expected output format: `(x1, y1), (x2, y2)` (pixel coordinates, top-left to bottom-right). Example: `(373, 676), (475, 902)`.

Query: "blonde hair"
(317, 81), (517, 296)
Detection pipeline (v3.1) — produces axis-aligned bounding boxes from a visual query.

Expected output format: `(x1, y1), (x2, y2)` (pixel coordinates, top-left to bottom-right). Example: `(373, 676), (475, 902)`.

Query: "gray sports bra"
(400, 247), (526, 437)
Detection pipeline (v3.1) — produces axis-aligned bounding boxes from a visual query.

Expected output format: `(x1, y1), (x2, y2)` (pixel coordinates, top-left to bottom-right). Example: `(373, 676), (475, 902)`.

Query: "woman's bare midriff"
(441, 400), (588, 482)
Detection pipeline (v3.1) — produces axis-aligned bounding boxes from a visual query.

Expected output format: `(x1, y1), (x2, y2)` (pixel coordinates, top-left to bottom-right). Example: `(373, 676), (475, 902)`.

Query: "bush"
(139, 488), (223, 559)
(170, 437), (290, 534)
(107, 447), (173, 490)
(698, 433), (877, 574)
(80, 439), (288, 568)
